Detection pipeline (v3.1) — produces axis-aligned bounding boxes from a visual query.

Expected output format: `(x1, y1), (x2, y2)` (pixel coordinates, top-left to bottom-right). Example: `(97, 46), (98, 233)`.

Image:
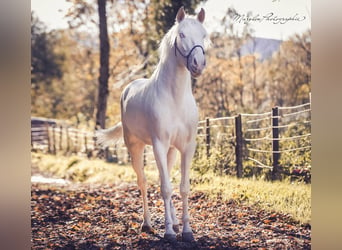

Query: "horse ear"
(197, 8), (205, 23)
(176, 6), (185, 23)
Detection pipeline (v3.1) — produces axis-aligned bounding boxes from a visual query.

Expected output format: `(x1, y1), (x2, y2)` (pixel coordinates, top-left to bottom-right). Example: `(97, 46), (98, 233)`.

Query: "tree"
(66, 0), (148, 127)
(95, 0), (110, 129)
(31, 27), (100, 123)
(31, 12), (66, 119)
(31, 12), (64, 86)
(267, 30), (311, 107)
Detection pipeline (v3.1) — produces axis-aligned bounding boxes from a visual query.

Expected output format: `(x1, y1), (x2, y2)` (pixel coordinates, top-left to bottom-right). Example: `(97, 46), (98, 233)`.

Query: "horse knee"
(134, 172), (146, 192)
(161, 184), (172, 199)
(180, 183), (190, 197)
(137, 175), (146, 185)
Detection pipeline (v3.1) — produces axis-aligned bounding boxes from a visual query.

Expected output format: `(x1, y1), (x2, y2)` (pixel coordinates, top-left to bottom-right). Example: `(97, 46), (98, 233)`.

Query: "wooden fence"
(31, 124), (95, 155)
(31, 101), (311, 181)
(31, 119), (151, 165)
(196, 101), (311, 181)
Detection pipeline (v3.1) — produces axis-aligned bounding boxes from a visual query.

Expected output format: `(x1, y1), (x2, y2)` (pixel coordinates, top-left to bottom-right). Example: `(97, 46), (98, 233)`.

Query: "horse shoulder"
(122, 79), (147, 101)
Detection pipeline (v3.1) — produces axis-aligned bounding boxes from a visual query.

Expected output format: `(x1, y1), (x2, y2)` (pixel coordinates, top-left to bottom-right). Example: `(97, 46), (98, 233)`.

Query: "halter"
(174, 38), (205, 71)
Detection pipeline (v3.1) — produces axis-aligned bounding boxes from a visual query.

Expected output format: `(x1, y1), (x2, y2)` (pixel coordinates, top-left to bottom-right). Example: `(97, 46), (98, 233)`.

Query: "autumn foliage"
(31, 2), (311, 128)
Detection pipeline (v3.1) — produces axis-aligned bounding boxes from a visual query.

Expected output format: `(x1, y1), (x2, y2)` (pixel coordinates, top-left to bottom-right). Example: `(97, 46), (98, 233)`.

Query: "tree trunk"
(96, 0), (110, 129)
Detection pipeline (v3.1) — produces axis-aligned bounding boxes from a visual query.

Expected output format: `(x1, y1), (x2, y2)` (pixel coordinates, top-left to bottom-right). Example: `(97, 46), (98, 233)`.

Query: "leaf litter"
(31, 182), (310, 249)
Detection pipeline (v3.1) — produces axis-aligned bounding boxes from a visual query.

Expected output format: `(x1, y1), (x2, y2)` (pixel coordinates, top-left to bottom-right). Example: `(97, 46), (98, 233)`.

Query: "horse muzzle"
(189, 54), (206, 78)
(174, 40), (206, 78)
(190, 67), (203, 78)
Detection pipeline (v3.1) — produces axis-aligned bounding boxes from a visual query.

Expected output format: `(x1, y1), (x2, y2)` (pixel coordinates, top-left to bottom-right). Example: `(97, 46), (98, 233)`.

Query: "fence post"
(52, 125), (56, 154)
(74, 129), (78, 153)
(45, 122), (51, 153)
(31, 126), (33, 148)
(66, 127), (70, 152)
(84, 132), (88, 153)
(205, 117), (210, 159)
(143, 148), (147, 167)
(93, 133), (96, 152)
(235, 114), (243, 178)
(272, 107), (281, 181)
(126, 150), (131, 163)
(59, 125), (63, 151)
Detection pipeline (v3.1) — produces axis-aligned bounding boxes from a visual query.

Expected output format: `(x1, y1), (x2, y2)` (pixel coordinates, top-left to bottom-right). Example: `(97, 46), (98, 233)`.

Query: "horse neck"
(151, 47), (192, 101)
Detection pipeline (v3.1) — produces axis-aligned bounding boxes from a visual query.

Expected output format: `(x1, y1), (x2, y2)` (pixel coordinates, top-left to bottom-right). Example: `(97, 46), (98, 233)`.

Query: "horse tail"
(95, 122), (123, 147)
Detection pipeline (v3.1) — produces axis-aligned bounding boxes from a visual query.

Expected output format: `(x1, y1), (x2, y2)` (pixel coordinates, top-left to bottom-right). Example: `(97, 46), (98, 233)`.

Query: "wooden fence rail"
(31, 101), (311, 181)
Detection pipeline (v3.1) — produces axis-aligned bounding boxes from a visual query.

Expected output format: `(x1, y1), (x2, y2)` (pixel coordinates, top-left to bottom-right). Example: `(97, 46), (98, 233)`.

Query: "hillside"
(240, 37), (282, 60)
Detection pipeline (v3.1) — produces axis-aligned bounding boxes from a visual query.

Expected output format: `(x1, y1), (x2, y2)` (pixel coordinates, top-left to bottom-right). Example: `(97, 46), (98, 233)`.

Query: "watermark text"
(233, 12), (306, 25)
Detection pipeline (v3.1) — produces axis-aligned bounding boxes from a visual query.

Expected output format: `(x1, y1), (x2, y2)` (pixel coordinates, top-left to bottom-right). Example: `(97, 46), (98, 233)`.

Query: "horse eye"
(179, 32), (186, 39)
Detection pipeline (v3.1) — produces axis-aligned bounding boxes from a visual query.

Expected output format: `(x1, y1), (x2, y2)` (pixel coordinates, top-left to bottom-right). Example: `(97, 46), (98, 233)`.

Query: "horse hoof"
(141, 225), (153, 233)
(182, 232), (194, 242)
(173, 224), (180, 233)
(164, 233), (177, 242)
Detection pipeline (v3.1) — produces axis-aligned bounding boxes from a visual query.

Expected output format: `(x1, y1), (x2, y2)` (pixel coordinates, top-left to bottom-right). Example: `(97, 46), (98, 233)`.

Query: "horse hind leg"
(128, 141), (153, 233)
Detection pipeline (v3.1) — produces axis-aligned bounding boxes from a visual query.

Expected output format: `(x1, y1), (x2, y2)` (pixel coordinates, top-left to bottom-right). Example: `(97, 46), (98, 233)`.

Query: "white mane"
(158, 23), (179, 63)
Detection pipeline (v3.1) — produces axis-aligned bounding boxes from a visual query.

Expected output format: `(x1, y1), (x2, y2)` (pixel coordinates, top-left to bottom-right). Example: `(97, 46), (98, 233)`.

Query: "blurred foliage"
(31, 2), (311, 179)
(31, 0), (203, 127)
(195, 16), (311, 118)
(31, 12), (64, 86)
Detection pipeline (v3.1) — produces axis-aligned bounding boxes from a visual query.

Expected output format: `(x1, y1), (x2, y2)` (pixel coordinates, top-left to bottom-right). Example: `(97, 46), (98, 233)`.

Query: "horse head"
(174, 7), (208, 78)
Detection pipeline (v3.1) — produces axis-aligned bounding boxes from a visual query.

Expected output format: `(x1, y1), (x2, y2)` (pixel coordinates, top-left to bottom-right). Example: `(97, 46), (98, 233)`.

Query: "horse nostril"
(194, 58), (198, 66)
(203, 59), (206, 66)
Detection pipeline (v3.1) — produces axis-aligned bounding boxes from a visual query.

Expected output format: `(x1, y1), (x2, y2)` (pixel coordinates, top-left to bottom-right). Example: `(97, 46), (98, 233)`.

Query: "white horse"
(96, 7), (207, 242)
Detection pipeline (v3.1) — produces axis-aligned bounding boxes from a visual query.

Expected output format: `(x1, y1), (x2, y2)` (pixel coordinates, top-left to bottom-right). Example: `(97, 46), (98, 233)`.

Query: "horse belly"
(122, 105), (153, 145)
(121, 79), (153, 145)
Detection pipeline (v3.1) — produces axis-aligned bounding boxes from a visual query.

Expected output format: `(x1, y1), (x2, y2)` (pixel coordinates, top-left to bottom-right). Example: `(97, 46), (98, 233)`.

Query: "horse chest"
(171, 122), (194, 144)
(167, 107), (198, 148)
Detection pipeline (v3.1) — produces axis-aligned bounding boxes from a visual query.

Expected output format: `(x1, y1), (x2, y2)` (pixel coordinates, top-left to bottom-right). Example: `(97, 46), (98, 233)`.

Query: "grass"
(31, 152), (160, 184)
(190, 171), (311, 224)
(31, 152), (311, 224)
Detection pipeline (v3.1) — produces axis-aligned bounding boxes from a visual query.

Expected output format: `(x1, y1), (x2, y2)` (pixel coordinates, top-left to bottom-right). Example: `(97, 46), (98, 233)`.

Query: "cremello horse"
(96, 7), (207, 242)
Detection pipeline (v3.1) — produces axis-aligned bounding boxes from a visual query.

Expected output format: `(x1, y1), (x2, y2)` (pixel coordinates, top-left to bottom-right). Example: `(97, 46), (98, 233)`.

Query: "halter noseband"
(174, 38), (205, 71)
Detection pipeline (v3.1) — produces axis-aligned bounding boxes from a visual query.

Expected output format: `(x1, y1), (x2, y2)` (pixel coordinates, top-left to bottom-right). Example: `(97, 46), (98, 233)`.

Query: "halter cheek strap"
(174, 39), (205, 71)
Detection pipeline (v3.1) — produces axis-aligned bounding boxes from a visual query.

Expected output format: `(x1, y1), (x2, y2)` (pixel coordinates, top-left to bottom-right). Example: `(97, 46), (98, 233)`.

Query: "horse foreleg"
(129, 142), (152, 233)
(153, 140), (176, 241)
(167, 147), (180, 233)
(180, 143), (196, 242)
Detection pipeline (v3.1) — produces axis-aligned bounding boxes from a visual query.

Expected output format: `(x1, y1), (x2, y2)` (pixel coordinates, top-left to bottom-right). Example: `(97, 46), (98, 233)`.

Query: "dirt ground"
(31, 176), (311, 249)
